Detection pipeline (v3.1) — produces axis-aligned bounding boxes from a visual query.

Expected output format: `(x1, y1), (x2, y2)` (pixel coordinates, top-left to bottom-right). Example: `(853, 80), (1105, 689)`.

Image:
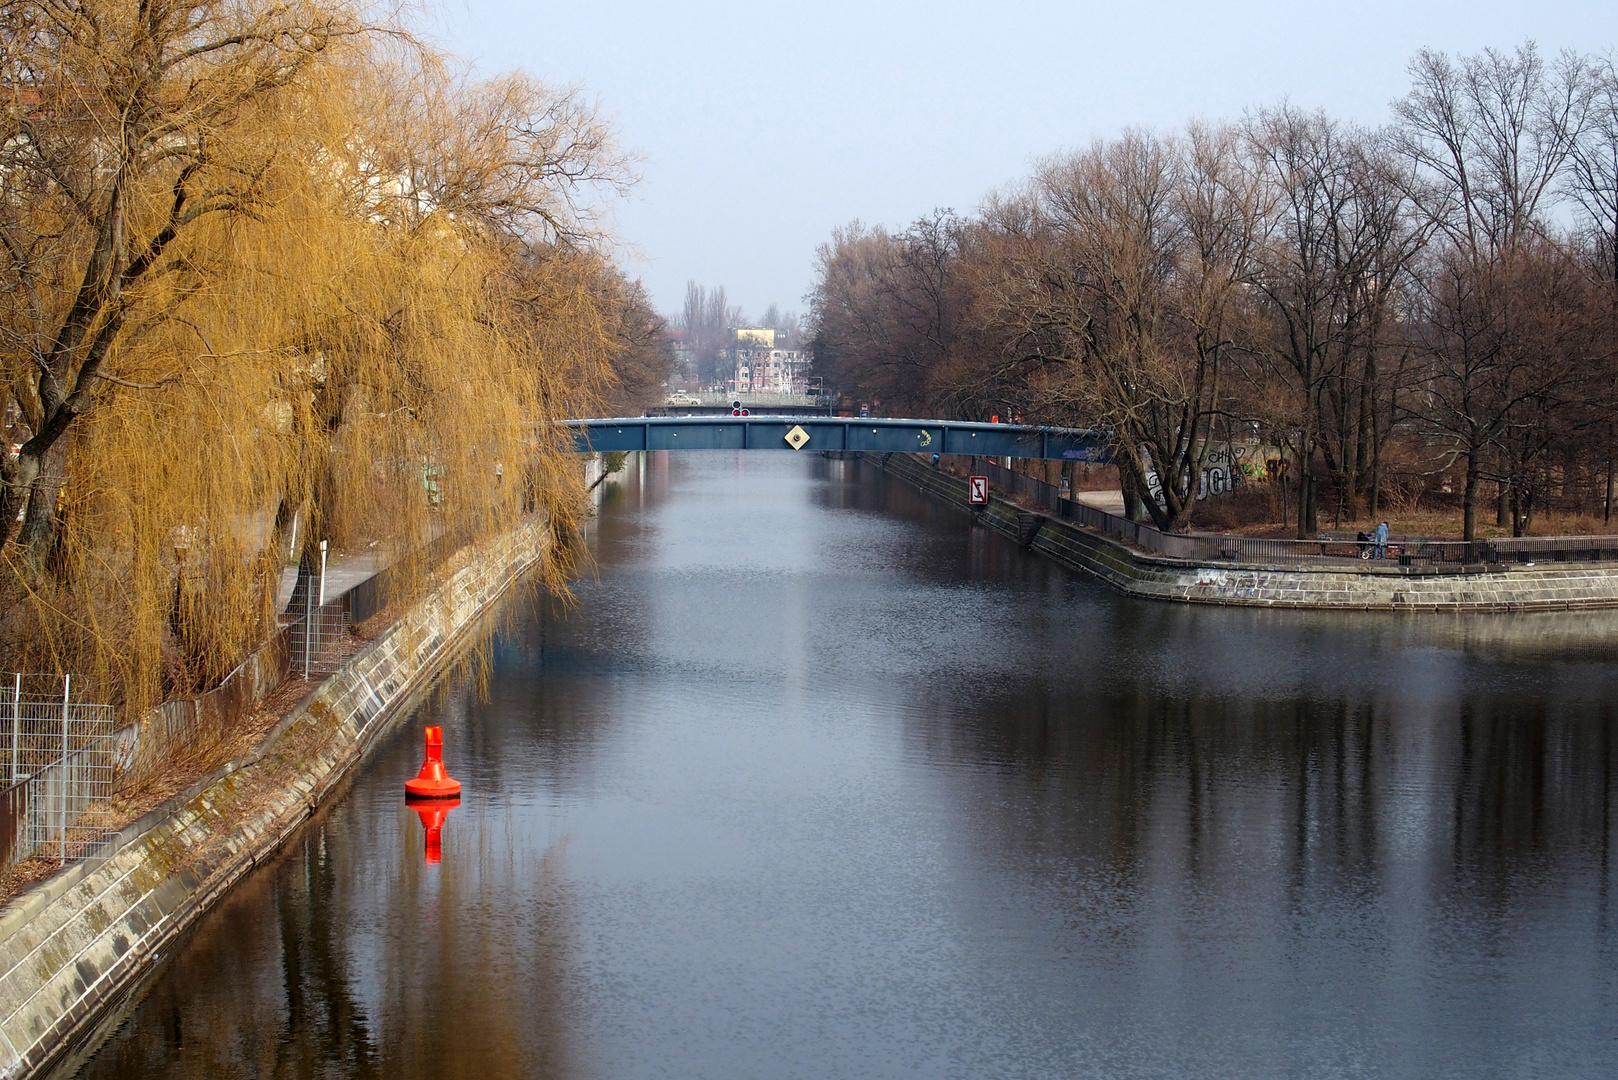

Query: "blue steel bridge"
(566, 416), (1112, 462)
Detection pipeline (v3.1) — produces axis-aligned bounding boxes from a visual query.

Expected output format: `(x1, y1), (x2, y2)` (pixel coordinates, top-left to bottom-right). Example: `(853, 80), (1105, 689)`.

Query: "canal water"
(72, 454), (1618, 1079)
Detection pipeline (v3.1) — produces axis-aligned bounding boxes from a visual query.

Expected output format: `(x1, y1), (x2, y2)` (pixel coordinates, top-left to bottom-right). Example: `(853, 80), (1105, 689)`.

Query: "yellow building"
(734, 327), (774, 347)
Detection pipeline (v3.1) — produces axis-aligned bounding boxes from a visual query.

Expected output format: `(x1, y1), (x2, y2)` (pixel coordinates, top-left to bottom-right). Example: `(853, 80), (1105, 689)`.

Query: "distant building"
(663, 325), (807, 393)
(730, 345), (809, 394)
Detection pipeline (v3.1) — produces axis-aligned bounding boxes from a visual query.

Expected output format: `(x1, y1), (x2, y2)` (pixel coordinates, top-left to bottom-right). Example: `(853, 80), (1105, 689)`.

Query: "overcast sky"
(425, 1), (1618, 323)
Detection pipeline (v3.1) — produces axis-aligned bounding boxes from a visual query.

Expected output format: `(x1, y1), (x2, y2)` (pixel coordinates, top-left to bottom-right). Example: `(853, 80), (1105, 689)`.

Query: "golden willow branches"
(0, 0), (665, 712)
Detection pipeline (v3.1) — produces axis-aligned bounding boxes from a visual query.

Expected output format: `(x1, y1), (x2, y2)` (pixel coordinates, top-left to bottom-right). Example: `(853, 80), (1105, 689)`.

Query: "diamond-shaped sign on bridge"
(784, 425), (811, 450)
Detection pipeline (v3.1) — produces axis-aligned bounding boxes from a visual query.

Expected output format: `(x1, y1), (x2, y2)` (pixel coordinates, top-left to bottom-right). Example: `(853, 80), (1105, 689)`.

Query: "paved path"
(1074, 489), (1125, 515)
(276, 552), (384, 612)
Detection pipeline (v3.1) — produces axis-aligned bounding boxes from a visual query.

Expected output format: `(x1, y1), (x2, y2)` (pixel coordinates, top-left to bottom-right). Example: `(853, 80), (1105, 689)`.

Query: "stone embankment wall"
(0, 518), (550, 1079)
(874, 453), (1618, 611)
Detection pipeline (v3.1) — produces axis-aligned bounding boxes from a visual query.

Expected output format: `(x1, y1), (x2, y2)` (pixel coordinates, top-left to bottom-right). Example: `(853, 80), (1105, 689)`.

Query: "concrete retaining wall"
(0, 517), (550, 1079)
(874, 453), (1618, 611)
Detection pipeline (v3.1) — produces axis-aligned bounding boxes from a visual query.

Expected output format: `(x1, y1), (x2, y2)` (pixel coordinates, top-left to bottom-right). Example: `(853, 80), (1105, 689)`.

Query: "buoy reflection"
(405, 793), (459, 864)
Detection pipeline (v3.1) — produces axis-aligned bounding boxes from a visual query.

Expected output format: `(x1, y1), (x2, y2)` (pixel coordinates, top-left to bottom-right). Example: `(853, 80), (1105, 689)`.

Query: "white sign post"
(968, 476), (988, 505)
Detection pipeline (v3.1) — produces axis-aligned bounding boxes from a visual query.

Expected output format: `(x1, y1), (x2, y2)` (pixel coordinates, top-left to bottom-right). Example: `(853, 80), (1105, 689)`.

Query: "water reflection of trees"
(73, 814), (579, 1080)
(371, 836), (576, 1080)
(919, 678), (1616, 920)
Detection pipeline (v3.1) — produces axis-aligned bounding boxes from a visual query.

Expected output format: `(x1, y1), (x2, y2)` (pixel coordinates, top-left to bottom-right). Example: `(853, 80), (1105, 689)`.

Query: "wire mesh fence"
(0, 674), (116, 863)
(285, 599), (352, 680)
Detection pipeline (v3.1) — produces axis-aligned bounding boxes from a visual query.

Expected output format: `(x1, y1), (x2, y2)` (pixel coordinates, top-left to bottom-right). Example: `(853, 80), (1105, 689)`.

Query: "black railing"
(961, 457), (1618, 568)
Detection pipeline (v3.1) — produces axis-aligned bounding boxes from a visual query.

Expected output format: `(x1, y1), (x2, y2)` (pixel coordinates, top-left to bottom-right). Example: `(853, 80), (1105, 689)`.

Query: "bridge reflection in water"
(72, 453), (1618, 1080)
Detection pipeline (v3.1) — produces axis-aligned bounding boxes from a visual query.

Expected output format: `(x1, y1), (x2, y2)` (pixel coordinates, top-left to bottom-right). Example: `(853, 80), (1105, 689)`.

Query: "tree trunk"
(1354, 355), (1374, 513)
(15, 439), (68, 566)
(1607, 424), (1615, 525)
(1296, 442), (1318, 539)
(1511, 485), (1534, 537)
(0, 451), (36, 551)
(1463, 451), (1481, 543)
(1369, 412), (1382, 520)
(268, 494), (303, 565)
(1119, 458), (1145, 524)
(283, 546), (324, 617)
(1606, 455), (1615, 526)
(1297, 360), (1322, 538)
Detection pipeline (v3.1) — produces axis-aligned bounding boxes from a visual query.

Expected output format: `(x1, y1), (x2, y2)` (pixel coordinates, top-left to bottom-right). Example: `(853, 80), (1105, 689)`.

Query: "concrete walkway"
(1074, 489), (1125, 515)
(275, 552), (384, 613)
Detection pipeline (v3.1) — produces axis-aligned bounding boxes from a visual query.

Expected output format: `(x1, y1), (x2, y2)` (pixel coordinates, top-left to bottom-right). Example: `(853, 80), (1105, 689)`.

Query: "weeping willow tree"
(0, 0), (638, 713)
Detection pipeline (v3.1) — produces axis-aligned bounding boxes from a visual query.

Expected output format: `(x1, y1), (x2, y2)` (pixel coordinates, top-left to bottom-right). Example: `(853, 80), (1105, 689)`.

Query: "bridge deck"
(566, 416), (1110, 462)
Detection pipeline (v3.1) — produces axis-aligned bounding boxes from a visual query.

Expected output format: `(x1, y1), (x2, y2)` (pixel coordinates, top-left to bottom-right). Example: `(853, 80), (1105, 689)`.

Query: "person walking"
(1374, 521), (1389, 560)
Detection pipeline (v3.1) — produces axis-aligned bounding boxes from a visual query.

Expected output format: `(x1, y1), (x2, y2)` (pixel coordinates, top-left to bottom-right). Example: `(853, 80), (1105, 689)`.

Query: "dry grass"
(0, 856), (61, 902)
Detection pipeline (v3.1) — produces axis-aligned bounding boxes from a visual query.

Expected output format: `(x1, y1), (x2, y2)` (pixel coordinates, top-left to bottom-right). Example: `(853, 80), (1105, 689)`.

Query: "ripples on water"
(72, 454), (1617, 1080)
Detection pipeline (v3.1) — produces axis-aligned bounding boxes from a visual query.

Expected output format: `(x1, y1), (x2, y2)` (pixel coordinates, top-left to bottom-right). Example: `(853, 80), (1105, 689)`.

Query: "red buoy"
(406, 793), (459, 863)
(404, 725), (462, 798)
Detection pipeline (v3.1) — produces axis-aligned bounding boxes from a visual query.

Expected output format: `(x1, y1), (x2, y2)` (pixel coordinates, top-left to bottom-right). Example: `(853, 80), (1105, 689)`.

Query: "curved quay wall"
(0, 518), (551, 1079)
(871, 453), (1618, 612)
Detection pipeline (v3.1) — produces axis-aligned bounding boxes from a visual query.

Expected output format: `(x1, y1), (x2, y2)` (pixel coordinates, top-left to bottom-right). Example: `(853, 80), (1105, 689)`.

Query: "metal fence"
(0, 674), (116, 863)
(284, 599), (352, 680)
(961, 457), (1618, 568)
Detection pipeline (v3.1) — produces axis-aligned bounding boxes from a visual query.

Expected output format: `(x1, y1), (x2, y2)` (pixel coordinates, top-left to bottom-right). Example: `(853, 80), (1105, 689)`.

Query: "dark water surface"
(73, 454), (1618, 1079)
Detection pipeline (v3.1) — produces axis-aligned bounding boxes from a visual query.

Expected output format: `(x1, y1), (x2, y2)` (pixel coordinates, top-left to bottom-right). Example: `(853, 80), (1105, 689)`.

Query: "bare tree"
(1568, 55), (1618, 283)
(679, 281), (742, 384)
(601, 276), (674, 414)
(1245, 107), (1424, 535)
(810, 214), (981, 417)
(1393, 42), (1595, 539)
(1409, 240), (1599, 536)
(1566, 56), (1618, 520)
(1393, 42), (1591, 258)
(802, 40), (1618, 540)
(1009, 129), (1259, 531)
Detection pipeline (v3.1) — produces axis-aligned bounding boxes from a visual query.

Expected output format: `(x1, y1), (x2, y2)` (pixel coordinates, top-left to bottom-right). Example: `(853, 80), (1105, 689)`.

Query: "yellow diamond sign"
(784, 425), (811, 450)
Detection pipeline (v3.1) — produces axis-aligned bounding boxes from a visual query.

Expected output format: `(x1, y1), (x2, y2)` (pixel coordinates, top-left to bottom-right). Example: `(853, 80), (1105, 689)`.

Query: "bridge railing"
(668, 392), (822, 408)
(569, 416), (1110, 461)
(964, 457), (1618, 567)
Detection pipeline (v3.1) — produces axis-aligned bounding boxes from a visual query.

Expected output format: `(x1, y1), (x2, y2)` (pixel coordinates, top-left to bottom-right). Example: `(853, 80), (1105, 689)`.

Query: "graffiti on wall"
(1143, 443), (1283, 502)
